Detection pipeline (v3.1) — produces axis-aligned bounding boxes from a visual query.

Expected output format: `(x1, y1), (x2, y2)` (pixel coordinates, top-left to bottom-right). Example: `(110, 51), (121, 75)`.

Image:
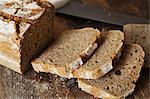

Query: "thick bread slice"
(78, 44), (145, 98)
(0, 1), (54, 74)
(32, 28), (101, 78)
(73, 30), (124, 79)
(124, 24), (150, 68)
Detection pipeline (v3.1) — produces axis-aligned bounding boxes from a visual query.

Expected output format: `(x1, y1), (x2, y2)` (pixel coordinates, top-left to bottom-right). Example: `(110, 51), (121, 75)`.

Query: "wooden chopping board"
(0, 14), (149, 99)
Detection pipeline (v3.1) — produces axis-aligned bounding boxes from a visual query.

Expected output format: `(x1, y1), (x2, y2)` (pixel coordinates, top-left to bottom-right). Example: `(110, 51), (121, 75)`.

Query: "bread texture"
(32, 28), (101, 78)
(0, 0), (54, 74)
(124, 24), (150, 68)
(78, 44), (145, 98)
(73, 30), (124, 79)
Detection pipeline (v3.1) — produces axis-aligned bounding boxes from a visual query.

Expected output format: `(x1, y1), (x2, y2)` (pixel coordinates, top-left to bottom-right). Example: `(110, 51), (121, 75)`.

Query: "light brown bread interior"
(124, 24), (150, 68)
(32, 28), (101, 78)
(73, 30), (124, 79)
(78, 44), (145, 98)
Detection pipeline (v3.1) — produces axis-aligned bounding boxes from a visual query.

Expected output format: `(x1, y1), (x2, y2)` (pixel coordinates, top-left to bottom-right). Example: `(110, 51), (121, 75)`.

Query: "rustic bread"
(0, 1), (54, 74)
(124, 24), (150, 68)
(0, 0), (53, 23)
(78, 44), (145, 98)
(32, 28), (101, 78)
(73, 30), (124, 79)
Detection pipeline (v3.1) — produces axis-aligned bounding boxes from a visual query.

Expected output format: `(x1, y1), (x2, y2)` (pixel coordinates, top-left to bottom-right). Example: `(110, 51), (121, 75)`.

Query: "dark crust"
(0, 0), (54, 24)
(0, 8), (39, 24)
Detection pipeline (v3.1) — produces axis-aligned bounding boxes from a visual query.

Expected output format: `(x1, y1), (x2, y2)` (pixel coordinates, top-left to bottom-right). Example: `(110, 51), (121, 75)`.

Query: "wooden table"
(0, 14), (149, 99)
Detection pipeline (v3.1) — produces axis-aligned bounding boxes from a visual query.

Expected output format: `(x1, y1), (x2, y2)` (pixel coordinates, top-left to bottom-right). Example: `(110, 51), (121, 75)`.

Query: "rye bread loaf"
(0, 0), (53, 23)
(32, 28), (101, 78)
(73, 30), (124, 79)
(0, 1), (54, 74)
(78, 44), (145, 98)
(124, 24), (150, 68)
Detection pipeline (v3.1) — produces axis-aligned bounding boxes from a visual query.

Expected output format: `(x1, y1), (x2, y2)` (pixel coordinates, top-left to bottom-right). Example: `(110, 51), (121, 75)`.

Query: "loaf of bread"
(78, 44), (145, 98)
(0, 0), (54, 74)
(124, 24), (150, 68)
(32, 28), (101, 78)
(73, 30), (124, 79)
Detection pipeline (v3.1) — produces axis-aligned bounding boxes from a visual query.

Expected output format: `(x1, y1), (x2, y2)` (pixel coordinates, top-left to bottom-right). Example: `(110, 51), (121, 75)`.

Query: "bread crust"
(78, 79), (118, 98)
(0, 1), (54, 74)
(78, 79), (135, 99)
(0, 0), (54, 24)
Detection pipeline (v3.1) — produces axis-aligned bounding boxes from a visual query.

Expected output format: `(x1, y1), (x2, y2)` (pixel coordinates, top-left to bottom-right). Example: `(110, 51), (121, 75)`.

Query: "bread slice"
(73, 30), (124, 79)
(78, 44), (145, 98)
(124, 24), (150, 68)
(32, 28), (101, 78)
(0, 1), (54, 74)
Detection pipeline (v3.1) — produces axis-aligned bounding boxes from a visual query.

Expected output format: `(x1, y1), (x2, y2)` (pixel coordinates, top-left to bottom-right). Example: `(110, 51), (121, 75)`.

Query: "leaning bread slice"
(32, 28), (101, 78)
(73, 30), (124, 79)
(78, 44), (145, 98)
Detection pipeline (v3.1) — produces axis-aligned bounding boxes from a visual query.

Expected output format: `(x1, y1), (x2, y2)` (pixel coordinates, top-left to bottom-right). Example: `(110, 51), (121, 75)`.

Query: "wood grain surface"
(0, 14), (149, 99)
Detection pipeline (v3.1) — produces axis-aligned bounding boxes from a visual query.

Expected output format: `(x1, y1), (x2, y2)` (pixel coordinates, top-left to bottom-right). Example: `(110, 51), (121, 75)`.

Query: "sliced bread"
(73, 30), (124, 79)
(0, 1), (54, 74)
(32, 28), (101, 78)
(78, 44), (145, 98)
(124, 24), (150, 68)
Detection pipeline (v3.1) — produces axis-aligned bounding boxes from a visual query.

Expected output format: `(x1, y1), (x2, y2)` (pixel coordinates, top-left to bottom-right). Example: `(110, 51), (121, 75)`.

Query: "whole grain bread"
(32, 28), (101, 78)
(124, 24), (150, 68)
(78, 44), (145, 98)
(73, 30), (124, 79)
(0, 1), (54, 74)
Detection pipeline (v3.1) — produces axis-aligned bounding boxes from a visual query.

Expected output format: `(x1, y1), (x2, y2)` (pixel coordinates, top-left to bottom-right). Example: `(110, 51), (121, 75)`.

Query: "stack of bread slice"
(32, 28), (145, 98)
(0, 0), (54, 74)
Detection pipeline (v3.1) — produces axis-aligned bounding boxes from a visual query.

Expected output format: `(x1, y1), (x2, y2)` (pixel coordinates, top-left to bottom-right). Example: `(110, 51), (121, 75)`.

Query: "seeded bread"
(124, 24), (150, 68)
(78, 44), (145, 98)
(0, 1), (54, 74)
(73, 30), (124, 79)
(32, 28), (101, 78)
